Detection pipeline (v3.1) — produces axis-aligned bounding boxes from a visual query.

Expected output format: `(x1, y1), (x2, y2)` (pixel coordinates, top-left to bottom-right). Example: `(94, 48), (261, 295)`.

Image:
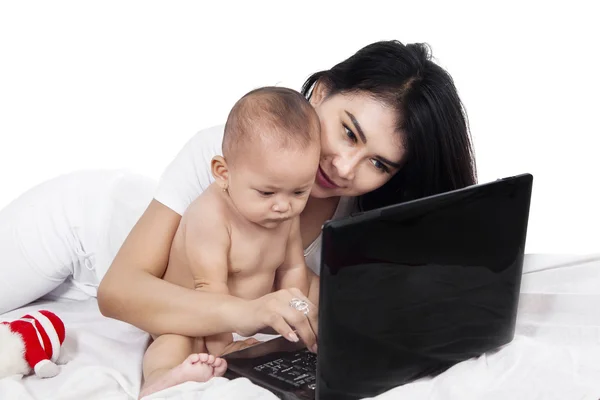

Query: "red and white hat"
(1, 310), (66, 374)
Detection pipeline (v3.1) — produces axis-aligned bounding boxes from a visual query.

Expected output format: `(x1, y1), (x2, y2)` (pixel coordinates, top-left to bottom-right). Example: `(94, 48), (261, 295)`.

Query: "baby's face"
(227, 144), (320, 229)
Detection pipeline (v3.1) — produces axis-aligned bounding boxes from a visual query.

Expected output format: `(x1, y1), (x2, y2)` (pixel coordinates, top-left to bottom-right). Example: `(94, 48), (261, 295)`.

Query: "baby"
(139, 86), (321, 398)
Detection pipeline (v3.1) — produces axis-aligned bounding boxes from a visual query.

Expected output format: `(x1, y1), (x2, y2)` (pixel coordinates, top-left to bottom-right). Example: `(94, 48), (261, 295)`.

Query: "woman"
(0, 169), (156, 314)
(0, 40), (476, 354)
(97, 40), (477, 352)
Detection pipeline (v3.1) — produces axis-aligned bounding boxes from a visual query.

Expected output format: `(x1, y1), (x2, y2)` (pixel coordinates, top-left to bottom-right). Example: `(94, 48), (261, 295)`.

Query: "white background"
(0, 1), (598, 253)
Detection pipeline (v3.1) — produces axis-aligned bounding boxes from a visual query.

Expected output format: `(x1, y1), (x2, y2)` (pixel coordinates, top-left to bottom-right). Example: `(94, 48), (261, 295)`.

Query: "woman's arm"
(98, 200), (242, 337)
(97, 200), (318, 348)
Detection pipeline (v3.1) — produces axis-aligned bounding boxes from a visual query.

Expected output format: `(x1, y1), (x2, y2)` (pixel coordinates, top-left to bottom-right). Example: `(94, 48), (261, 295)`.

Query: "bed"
(2, 254), (600, 400)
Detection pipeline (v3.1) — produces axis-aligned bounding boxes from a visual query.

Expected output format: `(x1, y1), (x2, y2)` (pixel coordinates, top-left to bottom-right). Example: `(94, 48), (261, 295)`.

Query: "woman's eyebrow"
(378, 156), (402, 169)
(345, 111), (367, 143)
(345, 110), (402, 168)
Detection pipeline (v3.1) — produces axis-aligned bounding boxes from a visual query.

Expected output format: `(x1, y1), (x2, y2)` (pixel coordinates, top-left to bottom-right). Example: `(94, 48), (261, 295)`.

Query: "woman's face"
(309, 84), (405, 199)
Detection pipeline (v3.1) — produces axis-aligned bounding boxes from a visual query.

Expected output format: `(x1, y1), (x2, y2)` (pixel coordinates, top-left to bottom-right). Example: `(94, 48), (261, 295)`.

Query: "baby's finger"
(244, 337), (261, 346)
(220, 340), (260, 356)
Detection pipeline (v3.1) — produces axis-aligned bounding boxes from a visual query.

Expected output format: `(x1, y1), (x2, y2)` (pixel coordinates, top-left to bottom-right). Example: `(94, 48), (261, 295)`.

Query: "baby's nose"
(272, 201), (290, 213)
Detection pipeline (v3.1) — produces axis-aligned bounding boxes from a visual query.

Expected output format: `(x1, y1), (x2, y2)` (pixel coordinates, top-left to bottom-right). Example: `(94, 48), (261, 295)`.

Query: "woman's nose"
(332, 153), (358, 181)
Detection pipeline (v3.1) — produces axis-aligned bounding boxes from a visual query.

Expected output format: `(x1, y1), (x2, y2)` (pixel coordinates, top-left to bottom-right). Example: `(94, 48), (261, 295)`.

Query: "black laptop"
(224, 173), (533, 400)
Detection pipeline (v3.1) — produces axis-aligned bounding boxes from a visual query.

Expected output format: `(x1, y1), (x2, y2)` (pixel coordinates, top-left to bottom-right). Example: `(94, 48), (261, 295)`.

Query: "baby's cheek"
(250, 202), (269, 217)
(296, 198), (310, 213)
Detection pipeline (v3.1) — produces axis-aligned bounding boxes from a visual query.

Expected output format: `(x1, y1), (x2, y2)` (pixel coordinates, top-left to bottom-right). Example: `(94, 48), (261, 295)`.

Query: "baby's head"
(212, 86), (321, 228)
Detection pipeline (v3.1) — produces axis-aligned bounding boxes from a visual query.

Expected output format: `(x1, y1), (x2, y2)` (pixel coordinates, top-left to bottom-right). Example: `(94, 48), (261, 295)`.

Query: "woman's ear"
(211, 156), (229, 190)
(309, 79), (328, 107)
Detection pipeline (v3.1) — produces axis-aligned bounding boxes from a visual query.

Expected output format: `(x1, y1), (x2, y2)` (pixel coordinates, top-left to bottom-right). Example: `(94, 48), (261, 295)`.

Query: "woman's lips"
(316, 166), (339, 189)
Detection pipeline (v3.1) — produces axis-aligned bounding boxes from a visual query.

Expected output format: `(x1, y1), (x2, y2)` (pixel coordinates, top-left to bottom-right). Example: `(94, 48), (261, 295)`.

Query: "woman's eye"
(344, 125), (357, 143)
(371, 159), (389, 173)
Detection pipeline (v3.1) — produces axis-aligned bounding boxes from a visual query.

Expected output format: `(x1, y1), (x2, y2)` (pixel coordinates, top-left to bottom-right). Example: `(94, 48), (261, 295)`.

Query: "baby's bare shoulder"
(182, 184), (230, 231)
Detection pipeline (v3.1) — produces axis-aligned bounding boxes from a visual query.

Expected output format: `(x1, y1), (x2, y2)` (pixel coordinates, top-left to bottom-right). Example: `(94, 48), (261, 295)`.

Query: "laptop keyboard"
(253, 349), (317, 390)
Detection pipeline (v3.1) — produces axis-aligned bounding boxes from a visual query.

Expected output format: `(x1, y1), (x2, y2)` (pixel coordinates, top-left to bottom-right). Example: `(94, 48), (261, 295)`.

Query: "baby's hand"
(218, 337), (261, 356)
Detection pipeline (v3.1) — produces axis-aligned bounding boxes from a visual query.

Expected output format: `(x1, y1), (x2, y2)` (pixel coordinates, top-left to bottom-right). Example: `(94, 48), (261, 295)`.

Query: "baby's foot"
(139, 353), (227, 399)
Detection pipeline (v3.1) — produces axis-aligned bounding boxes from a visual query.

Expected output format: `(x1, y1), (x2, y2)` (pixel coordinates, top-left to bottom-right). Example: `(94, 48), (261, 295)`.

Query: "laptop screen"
(317, 174), (532, 399)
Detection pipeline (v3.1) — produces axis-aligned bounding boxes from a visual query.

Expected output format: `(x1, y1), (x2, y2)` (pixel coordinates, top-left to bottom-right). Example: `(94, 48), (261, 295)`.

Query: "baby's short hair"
(223, 86), (320, 162)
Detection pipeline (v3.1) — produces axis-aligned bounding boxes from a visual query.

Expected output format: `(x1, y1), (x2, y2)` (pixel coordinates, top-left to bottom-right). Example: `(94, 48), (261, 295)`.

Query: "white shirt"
(154, 125), (357, 275)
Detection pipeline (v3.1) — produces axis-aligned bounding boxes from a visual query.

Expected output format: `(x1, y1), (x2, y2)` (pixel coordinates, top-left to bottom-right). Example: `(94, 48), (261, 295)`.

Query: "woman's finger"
(285, 288), (319, 340)
(284, 307), (317, 352)
(262, 311), (300, 343)
(276, 294), (317, 352)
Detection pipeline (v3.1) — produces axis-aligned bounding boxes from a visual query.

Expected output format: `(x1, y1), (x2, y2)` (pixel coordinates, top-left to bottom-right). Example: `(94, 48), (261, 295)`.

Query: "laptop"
(224, 173), (533, 400)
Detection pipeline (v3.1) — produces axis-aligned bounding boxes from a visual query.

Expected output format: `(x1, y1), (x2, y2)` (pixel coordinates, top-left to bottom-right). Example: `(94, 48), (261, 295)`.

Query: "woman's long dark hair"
(301, 40), (477, 211)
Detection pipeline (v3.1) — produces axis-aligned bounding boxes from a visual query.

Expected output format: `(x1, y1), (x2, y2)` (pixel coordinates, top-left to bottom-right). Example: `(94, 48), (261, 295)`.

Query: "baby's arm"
(275, 217), (309, 295)
(183, 203), (234, 355)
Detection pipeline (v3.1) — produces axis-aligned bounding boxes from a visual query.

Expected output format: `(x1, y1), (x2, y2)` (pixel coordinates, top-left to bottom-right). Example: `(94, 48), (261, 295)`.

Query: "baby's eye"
(294, 190), (306, 196)
(258, 191), (274, 196)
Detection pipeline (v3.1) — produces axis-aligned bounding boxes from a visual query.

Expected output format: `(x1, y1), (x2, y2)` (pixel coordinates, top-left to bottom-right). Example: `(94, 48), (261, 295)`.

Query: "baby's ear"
(211, 156), (229, 189)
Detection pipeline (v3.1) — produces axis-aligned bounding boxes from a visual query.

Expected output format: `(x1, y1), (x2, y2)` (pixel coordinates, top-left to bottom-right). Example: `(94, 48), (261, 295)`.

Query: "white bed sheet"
(1, 254), (600, 400)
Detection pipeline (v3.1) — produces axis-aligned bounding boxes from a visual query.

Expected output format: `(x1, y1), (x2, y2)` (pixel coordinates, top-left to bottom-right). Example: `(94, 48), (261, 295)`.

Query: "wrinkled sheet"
(1, 254), (599, 400)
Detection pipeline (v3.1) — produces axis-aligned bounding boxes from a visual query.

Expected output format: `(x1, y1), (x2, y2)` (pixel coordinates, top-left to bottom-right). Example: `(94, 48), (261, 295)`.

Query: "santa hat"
(22, 310), (66, 362)
(1, 310), (65, 375)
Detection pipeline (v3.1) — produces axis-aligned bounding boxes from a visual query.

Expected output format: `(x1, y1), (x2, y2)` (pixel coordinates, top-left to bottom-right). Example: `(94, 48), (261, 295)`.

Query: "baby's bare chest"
(228, 227), (289, 275)
(225, 227), (290, 299)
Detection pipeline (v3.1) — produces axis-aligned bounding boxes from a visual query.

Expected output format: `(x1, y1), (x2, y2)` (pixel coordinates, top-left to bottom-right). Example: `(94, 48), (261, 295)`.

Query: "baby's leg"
(140, 334), (227, 399)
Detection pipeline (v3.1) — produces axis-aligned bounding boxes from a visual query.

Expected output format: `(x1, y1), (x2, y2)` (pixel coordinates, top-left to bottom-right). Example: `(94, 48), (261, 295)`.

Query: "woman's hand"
(233, 288), (319, 353)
